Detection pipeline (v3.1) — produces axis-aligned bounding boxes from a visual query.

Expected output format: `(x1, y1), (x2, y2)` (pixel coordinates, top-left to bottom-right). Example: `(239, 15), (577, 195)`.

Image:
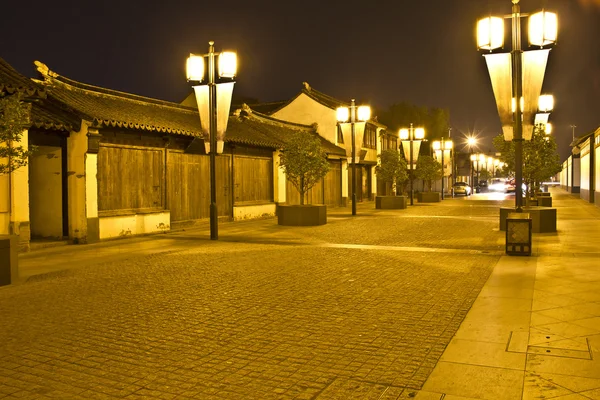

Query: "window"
(363, 125), (376, 149)
(337, 125), (344, 144)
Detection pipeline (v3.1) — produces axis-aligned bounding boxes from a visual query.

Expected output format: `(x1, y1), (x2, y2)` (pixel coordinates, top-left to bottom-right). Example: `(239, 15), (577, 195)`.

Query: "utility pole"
(570, 125), (577, 142)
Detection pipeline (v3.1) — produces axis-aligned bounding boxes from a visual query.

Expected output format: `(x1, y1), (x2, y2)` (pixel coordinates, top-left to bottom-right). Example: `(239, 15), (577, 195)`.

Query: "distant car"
(490, 178), (514, 193)
(452, 182), (472, 196)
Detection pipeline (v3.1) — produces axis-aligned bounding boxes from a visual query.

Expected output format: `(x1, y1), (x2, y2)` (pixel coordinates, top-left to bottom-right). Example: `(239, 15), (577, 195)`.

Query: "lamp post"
(477, 1), (557, 211)
(467, 137), (477, 190)
(470, 153), (477, 191)
(433, 137), (453, 200)
(400, 124), (425, 205)
(187, 41), (237, 240)
(337, 100), (371, 216)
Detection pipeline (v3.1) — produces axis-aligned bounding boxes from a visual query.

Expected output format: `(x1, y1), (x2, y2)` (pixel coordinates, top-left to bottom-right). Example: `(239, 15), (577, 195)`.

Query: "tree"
(279, 131), (330, 205)
(375, 149), (408, 195)
(415, 155), (442, 192)
(493, 125), (562, 197)
(523, 125), (562, 196)
(479, 169), (491, 183)
(0, 95), (34, 175)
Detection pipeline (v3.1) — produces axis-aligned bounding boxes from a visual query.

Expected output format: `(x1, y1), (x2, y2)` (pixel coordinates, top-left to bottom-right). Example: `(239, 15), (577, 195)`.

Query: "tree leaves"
(375, 149), (408, 195)
(279, 132), (330, 205)
(415, 155), (442, 192)
(0, 95), (34, 175)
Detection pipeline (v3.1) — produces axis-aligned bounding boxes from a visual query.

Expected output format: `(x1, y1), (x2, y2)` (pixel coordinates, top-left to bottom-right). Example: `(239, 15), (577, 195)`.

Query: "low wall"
(99, 211), (170, 240)
(233, 203), (276, 221)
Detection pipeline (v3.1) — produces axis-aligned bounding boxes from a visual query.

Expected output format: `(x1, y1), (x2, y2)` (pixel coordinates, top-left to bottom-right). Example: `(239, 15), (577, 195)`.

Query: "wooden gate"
(285, 160), (343, 206)
(323, 160), (342, 206)
(167, 152), (231, 222)
(97, 145), (164, 212)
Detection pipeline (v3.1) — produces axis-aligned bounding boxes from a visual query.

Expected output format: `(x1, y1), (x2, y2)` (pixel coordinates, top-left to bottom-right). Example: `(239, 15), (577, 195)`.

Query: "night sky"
(3, 0), (599, 160)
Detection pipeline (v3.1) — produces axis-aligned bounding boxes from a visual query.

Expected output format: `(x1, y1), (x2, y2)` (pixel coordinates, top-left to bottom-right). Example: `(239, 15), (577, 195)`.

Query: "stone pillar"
(273, 150), (287, 204)
(341, 158), (348, 207)
(9, 128), (31, 252)
(371, 165), (377, 199)
(67, 122), (100, 244)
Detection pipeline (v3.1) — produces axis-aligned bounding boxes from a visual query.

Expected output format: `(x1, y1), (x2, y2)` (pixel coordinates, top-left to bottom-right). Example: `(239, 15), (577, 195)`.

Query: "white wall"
(580, 153), (590, 192)
(595, 135), (600, 196)
(573, 157), (581, 187)
(271, 93), (338, 144)
(99, 211), (170, 239)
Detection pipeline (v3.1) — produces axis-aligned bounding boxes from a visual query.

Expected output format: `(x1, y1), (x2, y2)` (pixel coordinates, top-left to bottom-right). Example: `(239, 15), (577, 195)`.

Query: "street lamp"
(187, 41), (237, 240)
(337, 100), (371, 216)
(432, 138), (453, 199)
(399, 124), (425, 205)
(534, 94), (554, 136)
(477, 1), (557, 211)
(467, 137), (477, 190)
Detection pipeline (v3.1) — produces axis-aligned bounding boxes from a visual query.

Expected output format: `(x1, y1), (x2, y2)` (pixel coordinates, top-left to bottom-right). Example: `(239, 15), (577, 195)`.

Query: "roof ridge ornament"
(33, 61), (58, 79)
(302, 82), (311, 91)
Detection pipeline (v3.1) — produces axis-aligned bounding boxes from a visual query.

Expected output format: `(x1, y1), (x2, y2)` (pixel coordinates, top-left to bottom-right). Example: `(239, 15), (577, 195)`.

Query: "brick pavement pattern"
(1, 200), (505, 399)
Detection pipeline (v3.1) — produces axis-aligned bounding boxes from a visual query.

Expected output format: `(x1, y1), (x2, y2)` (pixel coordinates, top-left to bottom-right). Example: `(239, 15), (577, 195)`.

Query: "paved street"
(1, 192), (587, 399)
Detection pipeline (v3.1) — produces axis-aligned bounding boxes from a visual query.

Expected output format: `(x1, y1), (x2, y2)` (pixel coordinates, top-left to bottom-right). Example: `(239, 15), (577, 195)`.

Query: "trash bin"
(506, 213), (532, 256)
(0, 235), (19, 286)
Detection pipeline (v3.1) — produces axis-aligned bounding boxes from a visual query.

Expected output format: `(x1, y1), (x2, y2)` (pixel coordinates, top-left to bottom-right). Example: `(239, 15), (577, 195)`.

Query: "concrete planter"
(417, 192), (441, 203)
(499, 207), (557, 233)
(0, 235), (19, 286)
(376, 196), (407, 209)
(537, 196), (552, 207)
(277, 204), (327, 226)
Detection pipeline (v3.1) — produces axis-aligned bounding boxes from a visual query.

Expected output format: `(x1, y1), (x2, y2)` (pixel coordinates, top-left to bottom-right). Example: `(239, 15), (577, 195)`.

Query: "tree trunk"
(300, 176), (305, 205)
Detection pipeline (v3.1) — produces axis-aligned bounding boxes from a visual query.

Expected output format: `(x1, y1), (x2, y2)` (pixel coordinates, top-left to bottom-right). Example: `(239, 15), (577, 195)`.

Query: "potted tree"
(375, 149), (408, 209)
(277, 131), (330, 226)
(415, 155), (442, 203)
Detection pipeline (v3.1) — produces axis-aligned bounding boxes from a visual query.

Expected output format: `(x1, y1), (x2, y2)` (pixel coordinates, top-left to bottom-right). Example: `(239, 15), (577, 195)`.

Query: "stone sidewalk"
(416, 189), (600, 400)
(1, 189), (599, 399)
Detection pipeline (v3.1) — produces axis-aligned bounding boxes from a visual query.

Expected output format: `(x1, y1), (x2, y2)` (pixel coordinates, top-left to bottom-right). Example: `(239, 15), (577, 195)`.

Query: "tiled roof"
(255, 82), (350, 115)
(34, 61), (201, 137)
(235, 100), (288, 115)
(233, 105), (346, 156)
(30, 61), (346, 155)
(299, 82), (349, 110)
(0, 57), (46, 97)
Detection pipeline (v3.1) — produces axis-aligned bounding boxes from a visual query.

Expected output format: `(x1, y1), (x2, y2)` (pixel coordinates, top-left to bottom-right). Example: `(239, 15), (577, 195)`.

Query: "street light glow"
(538, 94), (554, 112)
(357, 106), (371, 122)
(477, 16), (504, 50)
(529, 11), (558, 47)
(414, 128), (425, 140)
(186, 54), (205, 82)
(399, 128), (409, 140)
(336, 107), (349, 122)
(511, 97), (525, 113)
(218, 52), (237, 78)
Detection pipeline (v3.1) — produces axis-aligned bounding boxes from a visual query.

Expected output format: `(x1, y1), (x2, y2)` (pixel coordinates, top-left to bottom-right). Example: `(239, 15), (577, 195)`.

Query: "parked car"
(476, 181), (488, 193)
(452, 182), (472, 196)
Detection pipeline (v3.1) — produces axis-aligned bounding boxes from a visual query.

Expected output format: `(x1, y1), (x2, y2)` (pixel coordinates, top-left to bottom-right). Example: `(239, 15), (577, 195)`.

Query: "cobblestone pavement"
(1, 199), (506, 399)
